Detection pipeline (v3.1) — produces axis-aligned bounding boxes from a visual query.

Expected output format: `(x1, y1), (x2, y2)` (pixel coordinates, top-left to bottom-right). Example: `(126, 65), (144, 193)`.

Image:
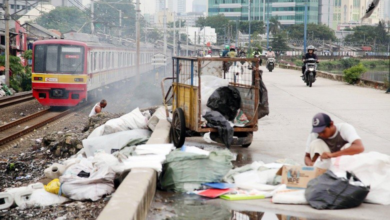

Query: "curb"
(97, 119), (171, 220)
(278, 64), (387, 90)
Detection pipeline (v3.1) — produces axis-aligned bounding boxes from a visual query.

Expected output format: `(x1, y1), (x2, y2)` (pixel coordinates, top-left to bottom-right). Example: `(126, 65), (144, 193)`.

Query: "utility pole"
(236, 18), (239, 48)
(178, 19), (181, 56)
(5, 0), (10, 86)
(163, 0), (167, 63)
(304, 0), (308, 53)
(91, 0), (94, 34)
(136, 0), (140, 81)
(248, 0), (251, 54)
(119, 10), (122, 38)
(266, 0), (270, 49)
(186, 27), (188, 56)
(173, 13), (176, 56)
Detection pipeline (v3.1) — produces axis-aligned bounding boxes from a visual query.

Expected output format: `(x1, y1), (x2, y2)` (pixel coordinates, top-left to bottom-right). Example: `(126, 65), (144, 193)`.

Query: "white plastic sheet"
(88, 124), (105, 139)
(135, 144), (175, 156)
(181, 146), (210, 156)
(82, 129), (151, 157)
(329, 151), (390, 205)
(120, 107), (148, 130)
(272, 189), (308, 205)
(111, 155), (166, 173)
(28, 189), (69, 207)
(60, 158), (115, 201)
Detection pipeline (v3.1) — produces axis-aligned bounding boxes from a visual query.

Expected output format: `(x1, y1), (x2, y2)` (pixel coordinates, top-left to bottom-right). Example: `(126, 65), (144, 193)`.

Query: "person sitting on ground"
(304, 113), (365, 166)
(89, 99), (107, 117)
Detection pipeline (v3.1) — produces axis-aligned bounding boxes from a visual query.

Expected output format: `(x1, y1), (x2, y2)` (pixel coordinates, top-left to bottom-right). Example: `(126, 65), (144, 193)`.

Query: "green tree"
(145, 28), (162, 43)
(36, 7), (90, 33)
(195, 15), (230, 44)
(93, 0), (142, 38)
(0, 55), (27, 92)
(269, 17), (281, 35)
(237, 21), (265, 34)
(167, 20), (186, 28)
(271, 32), (289, 52)
(345, 21), (388, 44)
(286, 23), (336, 41)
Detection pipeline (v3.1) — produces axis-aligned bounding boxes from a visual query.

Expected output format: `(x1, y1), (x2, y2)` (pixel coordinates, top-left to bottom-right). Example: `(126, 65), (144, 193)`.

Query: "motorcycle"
(267, 58), (275, 72)
(303, 58), (318, 87)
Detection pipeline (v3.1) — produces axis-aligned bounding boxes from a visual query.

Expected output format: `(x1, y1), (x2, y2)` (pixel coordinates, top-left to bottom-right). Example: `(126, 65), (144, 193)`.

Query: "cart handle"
(161, 77), (176, 118)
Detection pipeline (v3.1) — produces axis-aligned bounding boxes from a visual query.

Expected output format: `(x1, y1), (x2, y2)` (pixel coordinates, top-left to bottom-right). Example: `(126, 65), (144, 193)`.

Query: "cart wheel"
(171, 108), (186, 148)
(241, 132), (253, 148)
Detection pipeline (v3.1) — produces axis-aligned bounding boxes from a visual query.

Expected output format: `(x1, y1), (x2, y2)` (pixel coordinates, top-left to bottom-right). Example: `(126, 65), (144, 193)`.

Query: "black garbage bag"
(203, 111), (233, 148)
(253, 70), (269, 119)
(207, 86), (241, 121)
(305, 170), (370, 210)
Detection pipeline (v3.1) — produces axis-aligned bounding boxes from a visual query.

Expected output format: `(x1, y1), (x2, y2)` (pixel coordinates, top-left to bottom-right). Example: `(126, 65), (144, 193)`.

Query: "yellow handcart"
(161, 56), (261, 148)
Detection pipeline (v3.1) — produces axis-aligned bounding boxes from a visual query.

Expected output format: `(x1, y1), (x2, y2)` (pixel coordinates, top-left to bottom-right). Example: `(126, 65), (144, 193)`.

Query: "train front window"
(60, 46), (83, 73)
(33, 44), (84, 73)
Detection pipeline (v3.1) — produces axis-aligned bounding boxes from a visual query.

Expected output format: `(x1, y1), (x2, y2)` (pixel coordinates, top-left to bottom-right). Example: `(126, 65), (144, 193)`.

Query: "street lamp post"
(304, 0), (308, 53)
(248, 0), (252, 55)
(266, 0), (270, 49)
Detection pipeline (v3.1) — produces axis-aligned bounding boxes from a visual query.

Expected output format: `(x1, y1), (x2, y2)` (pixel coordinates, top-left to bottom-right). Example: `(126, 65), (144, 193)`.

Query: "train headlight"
(34, 77), (43, 81)
(74, 78), (84, 82)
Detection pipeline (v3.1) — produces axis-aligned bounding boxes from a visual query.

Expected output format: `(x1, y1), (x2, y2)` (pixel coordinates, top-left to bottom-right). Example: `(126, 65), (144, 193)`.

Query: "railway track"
(0, 92), (34, 108)
(0, 108), (72, 146)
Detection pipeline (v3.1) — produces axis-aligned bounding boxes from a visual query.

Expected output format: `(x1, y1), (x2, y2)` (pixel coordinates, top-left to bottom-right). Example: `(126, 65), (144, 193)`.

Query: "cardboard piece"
(276, 165), (327, 189)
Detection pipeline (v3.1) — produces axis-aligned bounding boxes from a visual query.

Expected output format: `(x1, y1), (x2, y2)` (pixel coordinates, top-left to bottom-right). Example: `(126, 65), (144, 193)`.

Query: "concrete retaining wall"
(97, 119), (171, 220)
(279, 64), (387, 91)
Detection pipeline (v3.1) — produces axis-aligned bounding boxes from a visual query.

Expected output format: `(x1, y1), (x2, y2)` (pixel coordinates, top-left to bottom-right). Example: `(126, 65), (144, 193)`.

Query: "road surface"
(148, 66), (390, 220)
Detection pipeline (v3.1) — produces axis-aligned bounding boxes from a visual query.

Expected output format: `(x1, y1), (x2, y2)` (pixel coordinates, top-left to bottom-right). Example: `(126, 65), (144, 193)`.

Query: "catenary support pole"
(304, 0), (308, 53)
(136, 0), (140, 82)
(91, 0), (94, 34)
(266, 0), (270, 49)
(5, 0), (10, 86)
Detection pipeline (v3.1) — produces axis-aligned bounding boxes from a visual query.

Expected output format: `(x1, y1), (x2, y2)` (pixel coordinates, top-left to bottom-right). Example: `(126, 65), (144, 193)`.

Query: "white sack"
(92, 152), (121, 169)
(272, 189), (308, 204)
(147, 106), (166, 131)
(88, 124), (105, 139)
(329, 151), (390, 205)
(120, 107), (148, 130)
(82, 129), (151, 157)
(200, 75), (229, 116)
(28, 189), (69, 207)
(112, 155), (164, 173)
(60, 159), (115, 201)
(103, 118), (128, 135)
(181, 146), (210, 156)
(135, 144), (175, 156)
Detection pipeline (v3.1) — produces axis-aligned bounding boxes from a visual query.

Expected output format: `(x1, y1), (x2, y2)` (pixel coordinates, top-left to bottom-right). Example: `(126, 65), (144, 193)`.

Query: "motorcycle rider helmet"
(268, 47), (272, 51)
(225, 45), (230, 50)
(307, 45), (316, 52)
(230, 45), (236, 51)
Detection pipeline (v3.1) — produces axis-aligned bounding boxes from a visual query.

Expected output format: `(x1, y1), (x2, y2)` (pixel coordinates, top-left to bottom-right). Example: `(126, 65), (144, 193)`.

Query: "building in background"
(155, 9), (174, 27)
(155, 0), (166, 12)
(379, 0), (390, 21)
(319, 0), (334, 27)
(208, 0), (320, 25)
(184, 26), (217, 45)
(18, 3), (55, 24)
(0, 0), (44, 15)
(168, 0), (186, 15)
(332, 0), (382, 29)
(143, 13), (155, 25)
(192, 0), (207, 14)
(177, 12), (205, 27)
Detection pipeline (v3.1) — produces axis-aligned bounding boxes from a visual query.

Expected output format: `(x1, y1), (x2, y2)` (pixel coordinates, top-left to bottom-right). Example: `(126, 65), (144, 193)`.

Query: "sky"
(141, 0), (194, 15)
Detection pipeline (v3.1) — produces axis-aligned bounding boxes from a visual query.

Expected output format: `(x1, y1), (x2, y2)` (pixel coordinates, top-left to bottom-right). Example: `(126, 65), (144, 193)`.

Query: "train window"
(46, 45), (58, 72)
(94, 52), (97, 72)
(107, 52), (111, 68)
(60, 46), (84, 73)
(33, 45), (45, 72)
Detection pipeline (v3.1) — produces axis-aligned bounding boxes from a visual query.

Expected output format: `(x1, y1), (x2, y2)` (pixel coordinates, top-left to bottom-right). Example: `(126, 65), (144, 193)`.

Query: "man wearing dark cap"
(304, 113), (365, 166)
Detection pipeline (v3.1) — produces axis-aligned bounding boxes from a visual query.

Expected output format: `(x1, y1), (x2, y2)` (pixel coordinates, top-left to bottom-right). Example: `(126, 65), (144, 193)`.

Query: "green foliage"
(167, 20), (186, 28)
(345, 21), (389, 44)
(237, 21), (265, 34)
(285, 23), (336, 41)
(269, 17), (281, 35)
(23, 50), (33, 60)
(0, 55), (30, 92)
(343, 63), (367, 84)
(340, 58), (360, 69)
(271, 32), (289, 52)
(36, 7), (91, 33)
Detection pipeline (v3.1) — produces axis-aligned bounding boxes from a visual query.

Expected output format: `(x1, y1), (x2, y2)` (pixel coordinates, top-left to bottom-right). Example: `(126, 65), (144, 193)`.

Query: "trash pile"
(159, 146), (390, 210)
(0, 78), (15, 97)
(199, 74), (268, 148)
(0, 106), (171, 216)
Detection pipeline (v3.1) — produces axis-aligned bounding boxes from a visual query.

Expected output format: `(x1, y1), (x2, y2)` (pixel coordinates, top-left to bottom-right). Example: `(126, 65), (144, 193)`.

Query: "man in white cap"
(304, 113), (365, 166)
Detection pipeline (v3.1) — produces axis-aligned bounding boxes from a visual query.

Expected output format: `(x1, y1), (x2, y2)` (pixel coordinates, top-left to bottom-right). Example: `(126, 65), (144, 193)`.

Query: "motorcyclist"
(252, 48), (262, 66)
(227, 46), (237, 58)
(222, 45), (230, 57)
(302, 45), (319, 78)
(266, 47), (275, 67)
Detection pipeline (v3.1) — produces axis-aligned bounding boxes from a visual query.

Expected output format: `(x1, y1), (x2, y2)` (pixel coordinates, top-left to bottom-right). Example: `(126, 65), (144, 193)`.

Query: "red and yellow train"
(32, 39), (155, 106)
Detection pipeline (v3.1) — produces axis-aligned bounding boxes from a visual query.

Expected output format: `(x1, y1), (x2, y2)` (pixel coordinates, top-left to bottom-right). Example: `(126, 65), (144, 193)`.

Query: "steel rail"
(0, 92), (34, 108)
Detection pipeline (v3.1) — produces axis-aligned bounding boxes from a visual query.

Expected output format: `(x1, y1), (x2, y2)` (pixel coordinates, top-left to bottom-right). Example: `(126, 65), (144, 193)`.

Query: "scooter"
(267, 58), (275, 72)
(303, 58), (318, 87)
